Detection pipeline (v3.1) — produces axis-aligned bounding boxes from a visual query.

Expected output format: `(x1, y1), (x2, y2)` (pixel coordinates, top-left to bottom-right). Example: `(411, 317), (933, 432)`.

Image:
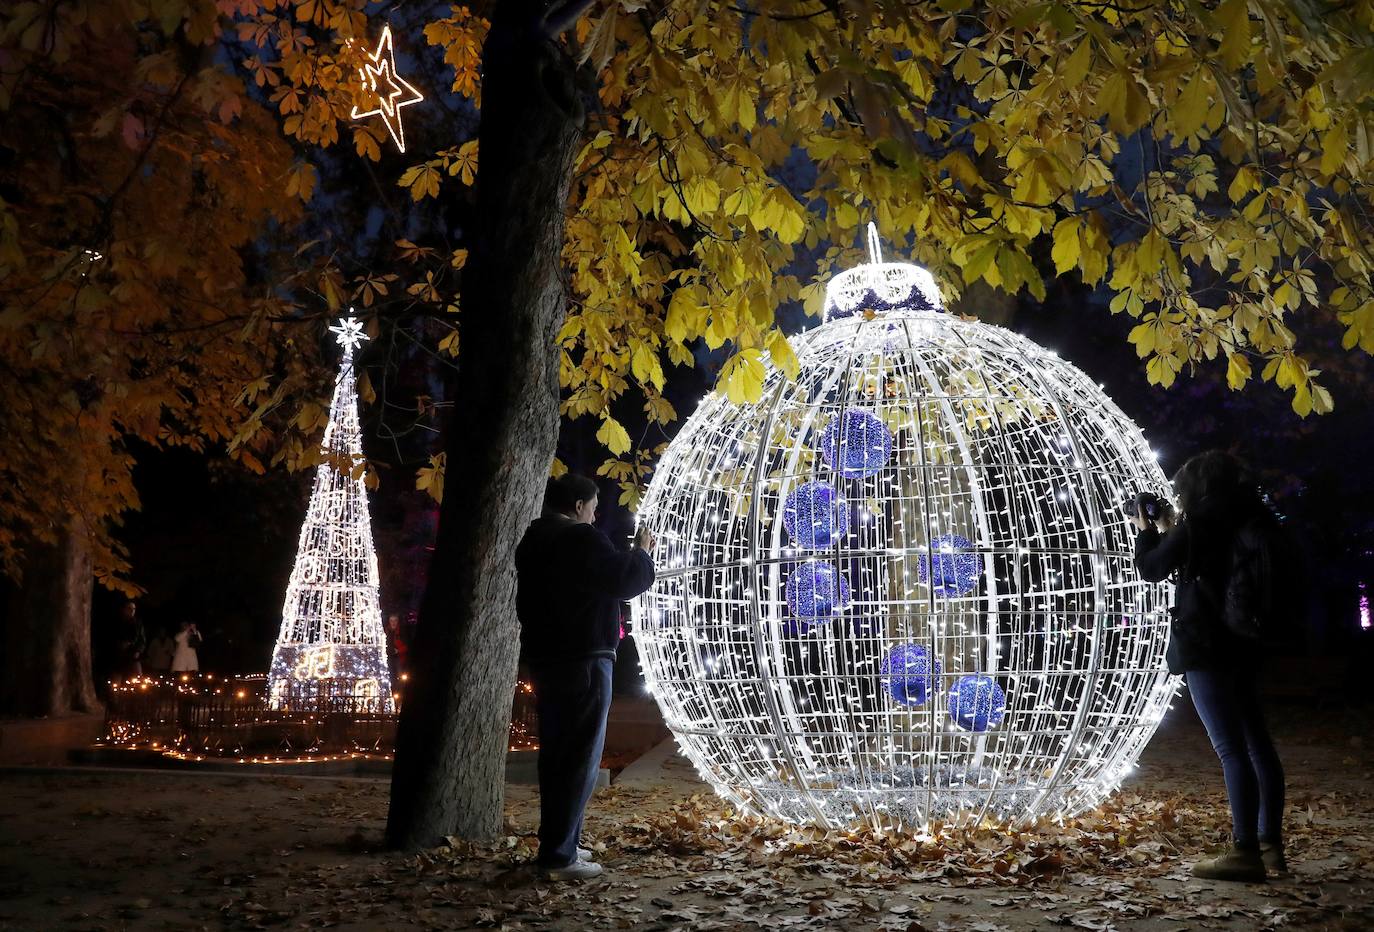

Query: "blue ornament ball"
(919, 533), (983, 597)
(784, 561), (852, 621)
(947, 674), (1007, 732)
(879, 644), (942, 706)
(820, 410), (893, 479)
(782, 481), (850, 550)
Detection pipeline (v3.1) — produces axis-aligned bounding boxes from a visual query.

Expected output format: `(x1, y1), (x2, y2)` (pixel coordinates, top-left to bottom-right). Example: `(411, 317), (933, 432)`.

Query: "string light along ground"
(633, 224), (1180, 831)
(349, 24), (423, 153)
(267, 316), (395, 713)
(97, 673), (540, 761)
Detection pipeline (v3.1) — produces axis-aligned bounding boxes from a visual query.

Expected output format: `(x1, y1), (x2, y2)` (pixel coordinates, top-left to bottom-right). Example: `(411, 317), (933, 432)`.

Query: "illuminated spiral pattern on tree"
(633, 227), (1179, 830)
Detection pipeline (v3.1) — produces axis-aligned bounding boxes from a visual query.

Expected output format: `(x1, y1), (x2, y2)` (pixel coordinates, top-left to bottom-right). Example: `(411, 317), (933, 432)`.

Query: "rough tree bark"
(385, 1), (591, 850)
(0, 522), (100, 717)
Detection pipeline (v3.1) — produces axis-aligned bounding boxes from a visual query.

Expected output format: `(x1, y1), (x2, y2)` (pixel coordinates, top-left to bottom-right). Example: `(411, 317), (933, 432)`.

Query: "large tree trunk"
(1, 523), (100, 717)
(386, 4), (588, 850)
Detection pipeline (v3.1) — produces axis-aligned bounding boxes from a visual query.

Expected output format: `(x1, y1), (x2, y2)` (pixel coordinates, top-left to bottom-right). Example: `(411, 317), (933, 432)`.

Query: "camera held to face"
(1122, 490), (1171, 522)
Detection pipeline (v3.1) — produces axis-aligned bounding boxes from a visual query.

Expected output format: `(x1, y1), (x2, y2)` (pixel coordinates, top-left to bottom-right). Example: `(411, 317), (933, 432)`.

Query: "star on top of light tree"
(350, 24), (423, 153)
(329, 317), (368, 353)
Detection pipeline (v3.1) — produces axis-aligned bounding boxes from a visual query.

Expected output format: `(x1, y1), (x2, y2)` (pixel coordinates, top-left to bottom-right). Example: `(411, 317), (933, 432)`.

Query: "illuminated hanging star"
(329, 317), (368, 353)
(350, 24), (424, 153)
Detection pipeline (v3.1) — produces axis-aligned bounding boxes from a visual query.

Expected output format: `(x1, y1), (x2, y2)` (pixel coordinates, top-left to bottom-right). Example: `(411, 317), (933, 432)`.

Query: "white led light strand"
(634, 225), (1179, 831)
(267, 318), (394, 712)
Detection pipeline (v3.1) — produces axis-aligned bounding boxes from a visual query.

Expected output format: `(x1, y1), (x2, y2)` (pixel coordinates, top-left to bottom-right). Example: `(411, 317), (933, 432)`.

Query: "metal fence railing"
(101, 673), (541, 761)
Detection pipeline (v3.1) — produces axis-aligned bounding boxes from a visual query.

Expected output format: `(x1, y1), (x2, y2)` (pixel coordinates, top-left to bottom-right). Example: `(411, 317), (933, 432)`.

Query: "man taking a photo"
(515, 473), (656, 881)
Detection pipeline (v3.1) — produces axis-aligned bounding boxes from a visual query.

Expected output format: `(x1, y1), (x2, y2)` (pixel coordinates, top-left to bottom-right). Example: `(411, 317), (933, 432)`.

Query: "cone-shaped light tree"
(267, 318), (394, 712)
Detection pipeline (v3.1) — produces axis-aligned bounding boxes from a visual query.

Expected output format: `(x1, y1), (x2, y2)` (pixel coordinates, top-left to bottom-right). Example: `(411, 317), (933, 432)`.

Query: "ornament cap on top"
(823, 222), (944, 322)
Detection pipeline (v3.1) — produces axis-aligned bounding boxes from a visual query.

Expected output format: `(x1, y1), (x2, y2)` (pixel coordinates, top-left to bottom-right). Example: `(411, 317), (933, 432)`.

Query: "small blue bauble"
(947, 674), (1007, 732)
(820, 410), (893, 479)
(879, 644), (941, 706)
(919, 533), (983, 597)
(784, 561), (851, 621)
(782, 481), (850, 550)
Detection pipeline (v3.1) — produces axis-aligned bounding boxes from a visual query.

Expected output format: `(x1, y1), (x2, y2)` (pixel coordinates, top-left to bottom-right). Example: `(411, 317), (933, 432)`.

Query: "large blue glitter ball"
(947, 674), (1007, 732)
(782, 481), (850, 550)
(820, 410), (893, 479)
(918, 533), (983, 597)
(879, 644), (942, 706)
(784, 561), (852, 621)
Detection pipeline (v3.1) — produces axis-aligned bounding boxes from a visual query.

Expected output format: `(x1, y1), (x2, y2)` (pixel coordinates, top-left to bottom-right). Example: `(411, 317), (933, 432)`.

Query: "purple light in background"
(1360, 581), (1371, 630)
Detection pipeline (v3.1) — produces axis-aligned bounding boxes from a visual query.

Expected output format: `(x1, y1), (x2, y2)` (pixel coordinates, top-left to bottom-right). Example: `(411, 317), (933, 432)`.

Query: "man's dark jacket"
(515, 514), (656, 664)
(1134, 490), (1264, 674)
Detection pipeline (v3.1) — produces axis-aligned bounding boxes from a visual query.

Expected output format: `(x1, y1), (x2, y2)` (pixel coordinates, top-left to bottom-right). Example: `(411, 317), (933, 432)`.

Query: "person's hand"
(1155, 504), (1177, 532)
(634, 526), (657, 553)
(1129, 504), (1149, 532)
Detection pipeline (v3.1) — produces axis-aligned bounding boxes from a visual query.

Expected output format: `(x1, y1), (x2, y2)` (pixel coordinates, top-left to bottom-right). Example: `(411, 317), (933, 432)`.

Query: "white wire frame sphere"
(634, 262), (1179, 832)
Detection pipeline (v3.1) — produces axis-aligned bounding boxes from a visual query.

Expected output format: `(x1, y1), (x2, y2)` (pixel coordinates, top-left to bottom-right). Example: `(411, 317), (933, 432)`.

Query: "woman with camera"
(1132, 450), (1286, 883)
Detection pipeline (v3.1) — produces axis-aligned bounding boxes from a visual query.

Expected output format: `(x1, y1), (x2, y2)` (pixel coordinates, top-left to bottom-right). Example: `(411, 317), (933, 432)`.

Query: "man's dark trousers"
(531, 656), (613, 868)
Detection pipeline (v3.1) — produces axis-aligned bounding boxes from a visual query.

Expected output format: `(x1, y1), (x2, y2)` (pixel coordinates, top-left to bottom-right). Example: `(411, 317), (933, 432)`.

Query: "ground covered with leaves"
(1, 700), (1372, 931)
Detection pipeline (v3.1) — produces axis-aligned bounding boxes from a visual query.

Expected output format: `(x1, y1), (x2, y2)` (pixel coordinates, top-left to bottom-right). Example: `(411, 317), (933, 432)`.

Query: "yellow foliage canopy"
(9, 0), (1374, 549)
(252, 0), (1374, 509)
(0, 1), (330, 582)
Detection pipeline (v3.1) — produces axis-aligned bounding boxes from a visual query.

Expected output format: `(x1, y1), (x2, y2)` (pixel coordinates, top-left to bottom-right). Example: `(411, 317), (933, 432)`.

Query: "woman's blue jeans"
(531, 657), (613, 868)
(1186, 667), (1285, 847)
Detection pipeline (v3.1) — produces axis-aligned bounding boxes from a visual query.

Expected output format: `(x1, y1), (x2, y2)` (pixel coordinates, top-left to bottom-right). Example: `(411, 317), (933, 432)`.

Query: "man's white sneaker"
(542, 860), (604, 881)
(576, 846), (595, 862)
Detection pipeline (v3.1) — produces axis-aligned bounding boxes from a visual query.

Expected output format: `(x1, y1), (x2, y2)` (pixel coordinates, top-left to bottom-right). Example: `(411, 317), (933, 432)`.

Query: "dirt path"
(1, 701), (1371, 931)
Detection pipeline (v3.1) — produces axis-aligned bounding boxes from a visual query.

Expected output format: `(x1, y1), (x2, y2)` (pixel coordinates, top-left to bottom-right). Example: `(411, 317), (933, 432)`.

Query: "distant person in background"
(171, 621), (202, 673)
(144, 627), (175, 675)
(516, 473), (656, 882)
(386, 613), (409, 677)
(114, 601), (146, 679)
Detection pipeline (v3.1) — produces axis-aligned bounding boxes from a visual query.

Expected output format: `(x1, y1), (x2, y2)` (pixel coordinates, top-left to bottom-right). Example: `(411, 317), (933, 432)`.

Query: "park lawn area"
(1, 701), (1371, 931)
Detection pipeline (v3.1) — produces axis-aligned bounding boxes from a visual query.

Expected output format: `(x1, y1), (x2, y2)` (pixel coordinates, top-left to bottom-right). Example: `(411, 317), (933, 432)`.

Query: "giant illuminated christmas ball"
(633, 226), (1179, 831)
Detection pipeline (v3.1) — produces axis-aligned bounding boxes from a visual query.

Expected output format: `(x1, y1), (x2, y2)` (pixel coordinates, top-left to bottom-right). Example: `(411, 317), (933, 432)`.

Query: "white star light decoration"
(350, 24), (424, 153)
(329, 317), (368, 353)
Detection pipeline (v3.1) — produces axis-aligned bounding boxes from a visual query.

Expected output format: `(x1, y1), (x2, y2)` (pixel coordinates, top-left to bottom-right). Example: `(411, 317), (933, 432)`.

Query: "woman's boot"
(1192, 844), (1266, 882)
(1259, 841), (1288, 874)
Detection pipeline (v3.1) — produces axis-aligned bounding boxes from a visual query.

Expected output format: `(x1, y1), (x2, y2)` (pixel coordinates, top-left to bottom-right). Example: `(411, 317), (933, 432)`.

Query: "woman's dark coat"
(1134, 490), (1264, 675)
